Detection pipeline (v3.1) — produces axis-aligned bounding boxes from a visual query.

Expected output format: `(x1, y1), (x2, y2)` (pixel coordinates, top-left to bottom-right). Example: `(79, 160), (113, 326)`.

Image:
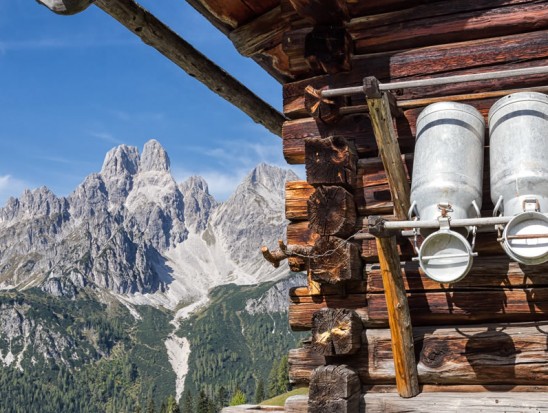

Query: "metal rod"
(412, 252), (478, 262)
(321, 66), (548, 99)
(383, 216), (514, 230)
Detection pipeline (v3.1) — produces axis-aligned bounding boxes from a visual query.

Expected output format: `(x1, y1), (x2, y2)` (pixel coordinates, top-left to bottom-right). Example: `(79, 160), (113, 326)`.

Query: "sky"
(0, 0), (301, 204)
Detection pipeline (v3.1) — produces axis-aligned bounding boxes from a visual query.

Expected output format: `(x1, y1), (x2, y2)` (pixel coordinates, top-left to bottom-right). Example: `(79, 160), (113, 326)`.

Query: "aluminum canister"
(411, 102), (485, 282)
(489, 92), (548, 264)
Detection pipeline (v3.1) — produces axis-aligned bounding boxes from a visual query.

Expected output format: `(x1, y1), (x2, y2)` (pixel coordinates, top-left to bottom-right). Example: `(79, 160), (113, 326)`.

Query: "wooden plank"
(361, 392), (548, 412)
(93, 0), (286, 137)
(367, 257), (548, 292)
(285, 392), (548, 413)
(229, 6), (297, 56)
(353, 1), (548, 54)
(286, 181), (314, 221)
(289, 322), (548, 385)
(288, 0), (349, 24)
(376, 236), (419, 397)
(283, 31), (548, 117)
(367, 288), (548, 326)
(288, 292), (367, 331)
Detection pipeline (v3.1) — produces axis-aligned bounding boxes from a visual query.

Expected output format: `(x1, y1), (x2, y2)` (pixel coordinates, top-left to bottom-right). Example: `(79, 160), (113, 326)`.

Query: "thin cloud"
(0, 175), (30, 206)
(88, 131), (123, 144)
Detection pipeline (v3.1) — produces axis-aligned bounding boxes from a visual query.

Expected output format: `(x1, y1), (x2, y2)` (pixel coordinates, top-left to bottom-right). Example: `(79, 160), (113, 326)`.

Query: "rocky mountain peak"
(140, 139), (170, 173)
(179, 176), (217, 233)
(100, 144), (140, 179)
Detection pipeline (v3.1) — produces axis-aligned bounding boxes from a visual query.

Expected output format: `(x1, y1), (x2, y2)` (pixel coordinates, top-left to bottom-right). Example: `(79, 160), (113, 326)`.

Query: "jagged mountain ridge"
(0, 139), (297, 307)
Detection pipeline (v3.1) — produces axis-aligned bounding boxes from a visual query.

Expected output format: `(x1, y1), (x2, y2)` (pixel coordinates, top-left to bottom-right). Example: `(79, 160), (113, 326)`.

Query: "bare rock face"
(0, 141), (296, 302)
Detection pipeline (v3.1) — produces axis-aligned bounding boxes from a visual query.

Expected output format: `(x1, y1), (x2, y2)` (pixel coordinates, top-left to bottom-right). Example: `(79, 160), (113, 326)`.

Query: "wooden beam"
(90, 0), (286, 137)
(308, 365), (360, 413)
(365, 77), (410, 220)
(289, 321), (548, 386)
(36, 0), (95, 15)
(288, 0), (349, 24)
(376, 236), (419, 398)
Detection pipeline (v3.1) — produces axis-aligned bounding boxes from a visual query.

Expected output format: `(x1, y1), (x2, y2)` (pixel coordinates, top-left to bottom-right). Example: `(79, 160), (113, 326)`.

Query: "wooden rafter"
(37, 0), (287, 137)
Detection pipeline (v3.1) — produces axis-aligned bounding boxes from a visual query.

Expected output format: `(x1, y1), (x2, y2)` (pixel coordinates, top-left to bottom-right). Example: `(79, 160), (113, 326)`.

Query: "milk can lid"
(503, 212), (548, 265)
(418, 229), (473, 283)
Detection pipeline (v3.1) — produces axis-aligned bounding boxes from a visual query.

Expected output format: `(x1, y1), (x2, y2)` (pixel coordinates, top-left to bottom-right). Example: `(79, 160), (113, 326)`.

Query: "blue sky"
(0, 0), (300, 204)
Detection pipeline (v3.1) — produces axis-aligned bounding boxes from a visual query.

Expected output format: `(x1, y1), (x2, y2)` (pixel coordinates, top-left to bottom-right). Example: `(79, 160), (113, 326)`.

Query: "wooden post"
(376, 235), (419, 398)
(365, 76), (410, 219)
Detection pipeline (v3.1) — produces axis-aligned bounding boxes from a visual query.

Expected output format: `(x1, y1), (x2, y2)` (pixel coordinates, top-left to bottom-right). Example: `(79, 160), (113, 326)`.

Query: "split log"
(289, 321), (548, 385)
(308, 186), (356, 237)
(311, 308), (363, 356)
(36, 0), (95, 15)
(305, 136), (358, 188)
(308, 365), (360, 413)
(309, 237), (362, 284)
(288, 290), (367, 331)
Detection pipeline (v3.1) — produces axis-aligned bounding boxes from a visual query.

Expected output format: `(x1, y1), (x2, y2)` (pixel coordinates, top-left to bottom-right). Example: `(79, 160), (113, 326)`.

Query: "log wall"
(277, 0), (548, 406)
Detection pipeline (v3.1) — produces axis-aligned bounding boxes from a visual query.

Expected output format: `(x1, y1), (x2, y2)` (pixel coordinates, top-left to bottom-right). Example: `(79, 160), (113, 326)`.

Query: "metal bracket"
(523, 198), (541, 212)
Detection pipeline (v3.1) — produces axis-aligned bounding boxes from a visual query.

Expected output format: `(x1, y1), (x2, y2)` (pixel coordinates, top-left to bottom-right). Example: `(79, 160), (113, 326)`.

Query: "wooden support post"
(364, 76), (410, 220)
(376, 235), (419, 398)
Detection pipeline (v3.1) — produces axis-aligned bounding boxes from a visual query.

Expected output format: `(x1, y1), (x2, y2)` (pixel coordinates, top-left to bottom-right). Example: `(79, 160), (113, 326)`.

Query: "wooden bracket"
(261, 240), (312, 268)
(304, 85), (344, 124)
(364, 76), (410, 220)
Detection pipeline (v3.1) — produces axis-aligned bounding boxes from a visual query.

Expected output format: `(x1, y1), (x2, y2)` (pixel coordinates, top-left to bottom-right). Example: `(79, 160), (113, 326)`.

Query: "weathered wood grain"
(308, 186), (356, 237)
(367, 288), (548, 326)
(311, 308), (363, 355)
(367, 258), (548, 292)
(288, 291), (367, 331)
(353, 1), (548, 54)
(376, 236), (419, 397)
(308, 365), (360, 413)
(305, 136), (357, 188)
(366, 89), (410, 220)
(289, 322), (548, 385)
(283, 31), (548, 117)
(309, 237), (362, 284)
(288, 0), (349, 24)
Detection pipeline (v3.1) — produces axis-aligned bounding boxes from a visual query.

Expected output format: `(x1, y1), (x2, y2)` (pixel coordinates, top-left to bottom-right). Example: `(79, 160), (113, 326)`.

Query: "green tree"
(197, 389), (209, 413)
(216, 386), (227, 410)
(267, 359), (279, 398)
(276, 355), (290, 394)
(229, 389), (247, 406)
(182, 391), (193, 413)
(254, 378), (265, 404)
(146, 398), (156, 413)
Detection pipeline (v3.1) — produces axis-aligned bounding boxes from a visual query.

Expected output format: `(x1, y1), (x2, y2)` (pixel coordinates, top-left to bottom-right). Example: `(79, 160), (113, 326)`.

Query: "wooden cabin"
(40, 0), (548, 411)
